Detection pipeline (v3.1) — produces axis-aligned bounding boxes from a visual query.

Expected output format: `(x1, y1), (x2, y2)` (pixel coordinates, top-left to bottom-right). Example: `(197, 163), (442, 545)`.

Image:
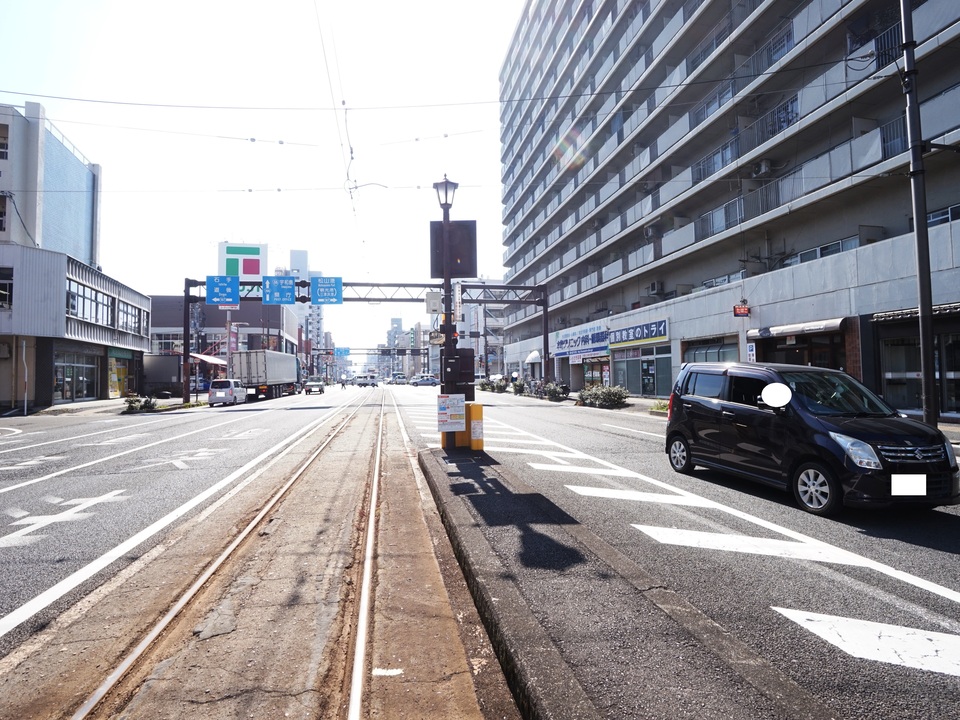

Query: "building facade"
(499, 0), (960, 415)
(145, 295), (302, 394)
(0, 102), (150, 409)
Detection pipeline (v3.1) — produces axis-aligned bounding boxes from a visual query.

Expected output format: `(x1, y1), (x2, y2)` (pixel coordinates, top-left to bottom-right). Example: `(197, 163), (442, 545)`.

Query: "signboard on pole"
(438, 394), (466, 432)
(206, 275), (240, 306)
(311, 277), (343, 304)
(262, 276), (297, 304)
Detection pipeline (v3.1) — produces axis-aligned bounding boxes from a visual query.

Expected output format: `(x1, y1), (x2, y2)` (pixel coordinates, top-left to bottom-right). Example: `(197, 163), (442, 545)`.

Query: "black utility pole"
(900, 0), (938, 426)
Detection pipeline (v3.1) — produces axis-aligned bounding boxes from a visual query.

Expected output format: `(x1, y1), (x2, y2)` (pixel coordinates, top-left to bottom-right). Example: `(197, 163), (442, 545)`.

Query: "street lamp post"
(434, 175), (458, 451)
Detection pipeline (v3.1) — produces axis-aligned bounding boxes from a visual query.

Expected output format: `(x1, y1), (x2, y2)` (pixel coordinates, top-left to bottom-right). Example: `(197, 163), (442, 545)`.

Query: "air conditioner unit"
(648, 281), (664, 295)
(751, 159), (772, 178)
(594, 303), (608, 313)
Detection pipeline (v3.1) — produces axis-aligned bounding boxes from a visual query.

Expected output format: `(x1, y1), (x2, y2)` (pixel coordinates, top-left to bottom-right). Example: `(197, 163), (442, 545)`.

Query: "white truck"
(229, 350), (303, 400)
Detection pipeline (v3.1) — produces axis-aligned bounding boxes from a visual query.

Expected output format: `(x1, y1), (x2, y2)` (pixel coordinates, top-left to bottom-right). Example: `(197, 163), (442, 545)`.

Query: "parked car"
(665, 362), (960, 516)
(207, 378), (247, 407)
(410, 374), (439, 387)
(304, 377), (325, 394)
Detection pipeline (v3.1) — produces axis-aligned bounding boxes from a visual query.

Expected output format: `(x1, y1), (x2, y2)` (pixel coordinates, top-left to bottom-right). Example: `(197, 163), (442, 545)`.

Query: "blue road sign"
(206, 276), (240, 305)
(311, 277), (343, 304)
(334, 347), (350, 357)
(262, 276), (297, 304)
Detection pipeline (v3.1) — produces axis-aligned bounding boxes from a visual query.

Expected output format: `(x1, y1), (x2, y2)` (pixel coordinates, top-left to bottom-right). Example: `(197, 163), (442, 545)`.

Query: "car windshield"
(779, 371), (896, 417)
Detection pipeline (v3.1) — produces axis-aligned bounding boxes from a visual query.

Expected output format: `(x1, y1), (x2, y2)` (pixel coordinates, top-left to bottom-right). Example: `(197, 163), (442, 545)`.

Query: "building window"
(66, 279), (115, 327)
(117, 300), (144, 335)
(0, 267), (11, 308)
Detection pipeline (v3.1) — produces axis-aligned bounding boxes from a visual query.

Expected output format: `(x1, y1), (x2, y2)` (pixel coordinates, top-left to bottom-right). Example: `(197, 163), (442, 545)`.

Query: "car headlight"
(829, 432), (883, 470)
(945, 439), (958, 470)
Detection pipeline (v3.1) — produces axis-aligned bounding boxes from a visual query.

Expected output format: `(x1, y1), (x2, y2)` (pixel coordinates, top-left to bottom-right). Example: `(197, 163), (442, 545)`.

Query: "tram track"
(2, 393), (388, 719)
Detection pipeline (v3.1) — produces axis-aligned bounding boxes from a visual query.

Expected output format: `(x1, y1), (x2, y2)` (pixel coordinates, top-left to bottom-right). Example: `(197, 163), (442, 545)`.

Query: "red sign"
(733, 305), (750, 317)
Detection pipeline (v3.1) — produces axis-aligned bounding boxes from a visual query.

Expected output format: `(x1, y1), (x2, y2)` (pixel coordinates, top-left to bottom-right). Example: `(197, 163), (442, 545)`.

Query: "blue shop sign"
(552, 323), (608, 357)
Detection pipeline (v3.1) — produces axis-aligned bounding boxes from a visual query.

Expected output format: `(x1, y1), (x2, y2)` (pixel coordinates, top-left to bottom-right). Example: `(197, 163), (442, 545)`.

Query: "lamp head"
(433, 174), (458, 209)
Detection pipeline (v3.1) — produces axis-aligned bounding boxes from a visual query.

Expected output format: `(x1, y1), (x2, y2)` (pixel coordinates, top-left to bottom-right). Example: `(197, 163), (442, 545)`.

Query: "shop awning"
(746, 317), (845, 340)
(190, 353), (228, 366)
(524, 350), (542, 364)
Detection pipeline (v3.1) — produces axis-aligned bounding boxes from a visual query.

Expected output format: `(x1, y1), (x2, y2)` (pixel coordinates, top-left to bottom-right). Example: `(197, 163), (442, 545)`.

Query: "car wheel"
(667, 435), (694, 474)
(208, 403), (216, 407)
(231, 397), (238, 405)
(792, 462), (841, 516)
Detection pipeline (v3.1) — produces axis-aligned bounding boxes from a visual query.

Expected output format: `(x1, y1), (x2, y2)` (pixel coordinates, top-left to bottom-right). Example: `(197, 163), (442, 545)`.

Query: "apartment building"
(499, 0), (960, 414)
(0, 102), (150, 409)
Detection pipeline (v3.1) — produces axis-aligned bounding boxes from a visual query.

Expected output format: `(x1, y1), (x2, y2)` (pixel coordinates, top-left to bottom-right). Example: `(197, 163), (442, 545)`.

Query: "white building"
(0, 102), (150, 409)
(499, 0), (960, 415)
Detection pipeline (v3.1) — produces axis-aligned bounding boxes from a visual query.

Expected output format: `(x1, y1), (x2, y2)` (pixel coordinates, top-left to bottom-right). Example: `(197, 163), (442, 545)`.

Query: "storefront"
(746, 318), (849, 369)
(550, 322), (609, 390)
(53, 345), (102, 403)
(107, 348), (135, 398)
(871, 303), (960, 415)
(609, 318), (672, 397)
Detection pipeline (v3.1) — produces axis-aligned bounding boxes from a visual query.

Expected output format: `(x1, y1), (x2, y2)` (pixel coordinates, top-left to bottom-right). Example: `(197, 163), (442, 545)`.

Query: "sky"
(1, 0), (527, 349)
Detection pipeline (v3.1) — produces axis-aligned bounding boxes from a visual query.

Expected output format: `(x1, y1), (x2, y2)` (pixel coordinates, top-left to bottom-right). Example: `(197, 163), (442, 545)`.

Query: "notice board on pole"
(438, 394), (466, 432)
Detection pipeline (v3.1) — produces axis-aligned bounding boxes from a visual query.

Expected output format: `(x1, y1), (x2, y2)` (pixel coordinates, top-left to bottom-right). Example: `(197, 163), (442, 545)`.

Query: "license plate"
(216, 391), (227, 398)
(891, 474), (926, 496)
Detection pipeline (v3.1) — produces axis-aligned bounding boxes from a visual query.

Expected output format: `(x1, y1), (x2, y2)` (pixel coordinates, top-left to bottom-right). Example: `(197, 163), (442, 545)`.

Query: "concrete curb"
(419, 448), (602, 720)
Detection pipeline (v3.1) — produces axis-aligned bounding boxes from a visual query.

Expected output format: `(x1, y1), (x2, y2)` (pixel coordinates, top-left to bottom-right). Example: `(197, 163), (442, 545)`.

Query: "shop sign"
(609, 319), (668, 346)
(734, 304), (750, 317)
(552, 321), (609, 357)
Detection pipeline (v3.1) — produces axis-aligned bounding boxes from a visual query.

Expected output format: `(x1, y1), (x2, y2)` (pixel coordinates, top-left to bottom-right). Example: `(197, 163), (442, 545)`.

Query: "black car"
(665, 362), (959, 515)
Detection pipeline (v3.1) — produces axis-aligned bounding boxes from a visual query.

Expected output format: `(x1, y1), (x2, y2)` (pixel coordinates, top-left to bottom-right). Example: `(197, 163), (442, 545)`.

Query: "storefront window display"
(613, 345), (672, 396)
(54, 351), (101, 403)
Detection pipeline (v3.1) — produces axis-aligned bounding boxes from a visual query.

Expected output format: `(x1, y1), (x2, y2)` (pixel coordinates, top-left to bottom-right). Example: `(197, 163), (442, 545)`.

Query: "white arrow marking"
(632, 525), (873, 566)
(0, 455), (67, 470)
(773, 607), (960, 676)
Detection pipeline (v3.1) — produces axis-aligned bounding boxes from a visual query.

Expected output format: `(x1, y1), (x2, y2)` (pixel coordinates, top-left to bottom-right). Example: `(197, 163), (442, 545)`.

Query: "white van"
(355, 374), (379, 387)
(208, 378), (247, 406)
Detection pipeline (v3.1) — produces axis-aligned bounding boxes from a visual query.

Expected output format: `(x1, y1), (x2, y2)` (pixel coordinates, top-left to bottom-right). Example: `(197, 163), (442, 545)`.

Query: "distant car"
(394, 376), (408, 385)
(304, 378), (325, 394)
(355, 374), (379, 387)
(410, 374), (439, 387)
(208, 379), (247, 406)
(190, 378), (209, 392)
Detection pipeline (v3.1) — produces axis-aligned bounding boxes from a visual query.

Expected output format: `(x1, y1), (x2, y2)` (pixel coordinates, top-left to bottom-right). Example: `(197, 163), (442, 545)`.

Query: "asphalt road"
(3, 387), (959, 719)
(410, 390), (960, 720)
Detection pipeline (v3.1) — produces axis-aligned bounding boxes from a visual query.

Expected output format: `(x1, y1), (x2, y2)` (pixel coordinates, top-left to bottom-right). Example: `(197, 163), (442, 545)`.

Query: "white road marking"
(602, 423), (666, 439)
(0, 490), (128, 548)
(75, 434), (151, 447)
(0, 409), (336, 639)
(568, 485), (718, 507)
(0, 420), (167, 455)
(0, 415), (251, 496)
(773, 607), (960, 676)
(529, 463), (639, 477)
(0, 455), (67, 470)
(372, 668), (404, 677)
(632, 526), (874, 566)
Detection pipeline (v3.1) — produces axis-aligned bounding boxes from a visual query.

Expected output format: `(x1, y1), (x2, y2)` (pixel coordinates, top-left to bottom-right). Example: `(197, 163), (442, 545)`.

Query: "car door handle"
(722, 410), (736, 418)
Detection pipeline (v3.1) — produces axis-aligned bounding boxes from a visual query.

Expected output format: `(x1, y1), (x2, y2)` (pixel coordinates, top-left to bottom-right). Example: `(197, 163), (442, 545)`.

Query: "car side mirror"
(759, 382), (792, 409)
